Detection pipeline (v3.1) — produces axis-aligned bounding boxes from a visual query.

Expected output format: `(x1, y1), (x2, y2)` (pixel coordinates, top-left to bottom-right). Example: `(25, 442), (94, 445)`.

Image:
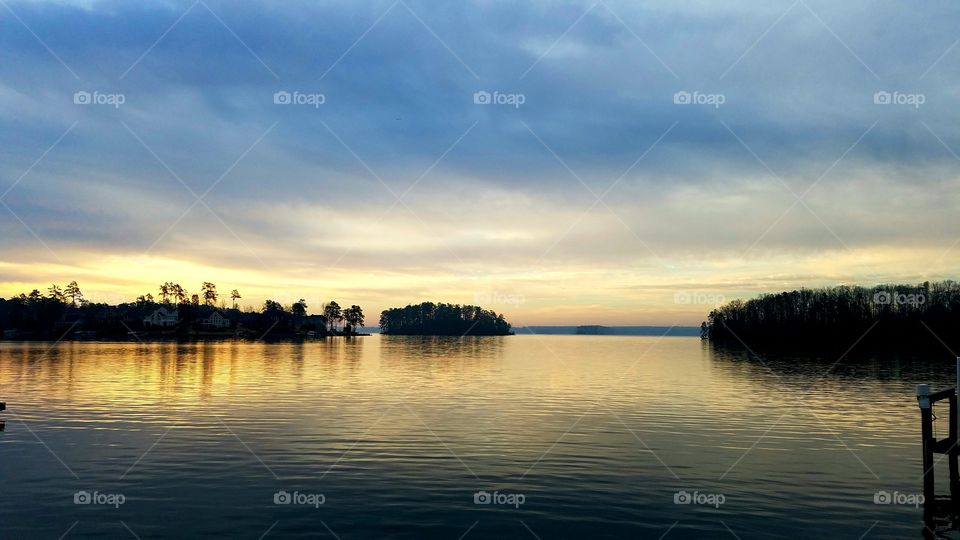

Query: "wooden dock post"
(951, 391), (960, 502)
(917, 380), (960, 518)
(918, 373), (960, 534)
(954, 358), (960, 503)
(919, 383), (935, 508)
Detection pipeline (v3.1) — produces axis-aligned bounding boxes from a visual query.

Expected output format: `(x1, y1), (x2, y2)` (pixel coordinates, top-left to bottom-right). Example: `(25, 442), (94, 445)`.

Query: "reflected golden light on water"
(0, 335), (941, 538)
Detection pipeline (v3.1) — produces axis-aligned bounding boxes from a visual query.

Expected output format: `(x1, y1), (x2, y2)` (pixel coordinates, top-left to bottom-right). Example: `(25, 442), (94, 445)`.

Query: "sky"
(0, 0), (958, 326)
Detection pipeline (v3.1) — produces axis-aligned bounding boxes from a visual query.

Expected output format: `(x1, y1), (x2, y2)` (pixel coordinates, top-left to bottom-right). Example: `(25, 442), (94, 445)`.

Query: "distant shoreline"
(704, 281), (960, 353)
(515, 325), (701, 336)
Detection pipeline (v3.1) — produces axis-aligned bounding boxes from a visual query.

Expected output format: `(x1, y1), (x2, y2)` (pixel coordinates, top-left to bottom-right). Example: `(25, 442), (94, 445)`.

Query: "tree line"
(0, 281), (366, 339)
(704, 280), (960, 352)
(140, 282), (241, 308)
(379, 302), (512, 335)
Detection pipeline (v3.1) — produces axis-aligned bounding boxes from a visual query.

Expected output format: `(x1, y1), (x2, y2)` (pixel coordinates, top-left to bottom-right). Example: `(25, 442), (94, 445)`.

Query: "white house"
(200, 311), (230, 329)
(144, 307), (179, 327)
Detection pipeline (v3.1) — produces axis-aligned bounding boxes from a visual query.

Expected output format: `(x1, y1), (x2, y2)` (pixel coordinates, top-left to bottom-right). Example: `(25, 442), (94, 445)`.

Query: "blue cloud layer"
(1, 0), (959, 271)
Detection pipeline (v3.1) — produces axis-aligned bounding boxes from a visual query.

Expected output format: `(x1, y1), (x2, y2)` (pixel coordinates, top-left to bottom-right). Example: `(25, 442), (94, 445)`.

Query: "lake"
(0, 335), (947, 539)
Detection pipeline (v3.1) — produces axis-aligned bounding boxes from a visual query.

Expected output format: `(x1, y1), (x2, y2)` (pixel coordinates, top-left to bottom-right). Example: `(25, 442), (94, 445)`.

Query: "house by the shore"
(199, 311), (230, 329)
(144, 307), (178, 327)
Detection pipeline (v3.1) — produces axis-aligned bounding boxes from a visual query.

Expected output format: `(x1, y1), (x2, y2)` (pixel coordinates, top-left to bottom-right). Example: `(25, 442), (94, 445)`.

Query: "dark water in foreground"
(0, 335), (952, 539)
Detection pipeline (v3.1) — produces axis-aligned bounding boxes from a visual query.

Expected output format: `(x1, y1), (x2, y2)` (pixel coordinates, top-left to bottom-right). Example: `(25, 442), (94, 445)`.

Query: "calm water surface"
(0, 335), (949, 539)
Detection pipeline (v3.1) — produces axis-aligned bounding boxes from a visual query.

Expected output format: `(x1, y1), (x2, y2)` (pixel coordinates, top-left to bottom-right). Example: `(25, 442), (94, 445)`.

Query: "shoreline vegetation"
(703, 280), (960, 353)
(0, 282), (515, 341)
(0, 281), (366, 341)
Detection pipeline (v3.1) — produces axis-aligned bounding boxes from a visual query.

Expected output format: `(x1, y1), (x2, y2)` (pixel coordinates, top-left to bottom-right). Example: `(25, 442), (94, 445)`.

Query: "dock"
(917, 357), (960, 537)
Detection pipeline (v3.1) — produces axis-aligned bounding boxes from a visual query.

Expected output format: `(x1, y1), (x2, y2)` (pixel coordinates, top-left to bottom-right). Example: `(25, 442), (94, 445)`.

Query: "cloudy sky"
(1, 0), (958, 325)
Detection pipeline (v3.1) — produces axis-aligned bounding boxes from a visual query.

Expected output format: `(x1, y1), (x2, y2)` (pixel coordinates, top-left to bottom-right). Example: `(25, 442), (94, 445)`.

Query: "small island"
(575, 325), (613, 335)
(703, 280), (960, 352)
(379, 302), (513, 336)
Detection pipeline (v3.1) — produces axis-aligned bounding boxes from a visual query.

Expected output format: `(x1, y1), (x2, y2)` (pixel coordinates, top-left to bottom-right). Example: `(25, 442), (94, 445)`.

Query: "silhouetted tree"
(343, 305), (364, 334)
(47, 284), (65, 302)
(261, 300), (286, 327)
(172, 284), (186, 305)
(65, 281), (82, 306)
(230, 289), (241, 309)
(159, 282), (171, 303)
(201, 282), (217, 306)
(292, 299), (307, 319)
(323, 301), (342, 331)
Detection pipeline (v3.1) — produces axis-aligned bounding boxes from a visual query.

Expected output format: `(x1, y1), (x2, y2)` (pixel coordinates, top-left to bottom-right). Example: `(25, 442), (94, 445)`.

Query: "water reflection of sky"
(0, 336), (947, 538)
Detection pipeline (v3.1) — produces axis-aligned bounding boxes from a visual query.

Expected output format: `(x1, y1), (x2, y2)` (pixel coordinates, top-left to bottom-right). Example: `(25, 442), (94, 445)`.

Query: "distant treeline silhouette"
(379, 302), (512, 335)
(0, 281), (365, 339)
(704, 281), (960, 351)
